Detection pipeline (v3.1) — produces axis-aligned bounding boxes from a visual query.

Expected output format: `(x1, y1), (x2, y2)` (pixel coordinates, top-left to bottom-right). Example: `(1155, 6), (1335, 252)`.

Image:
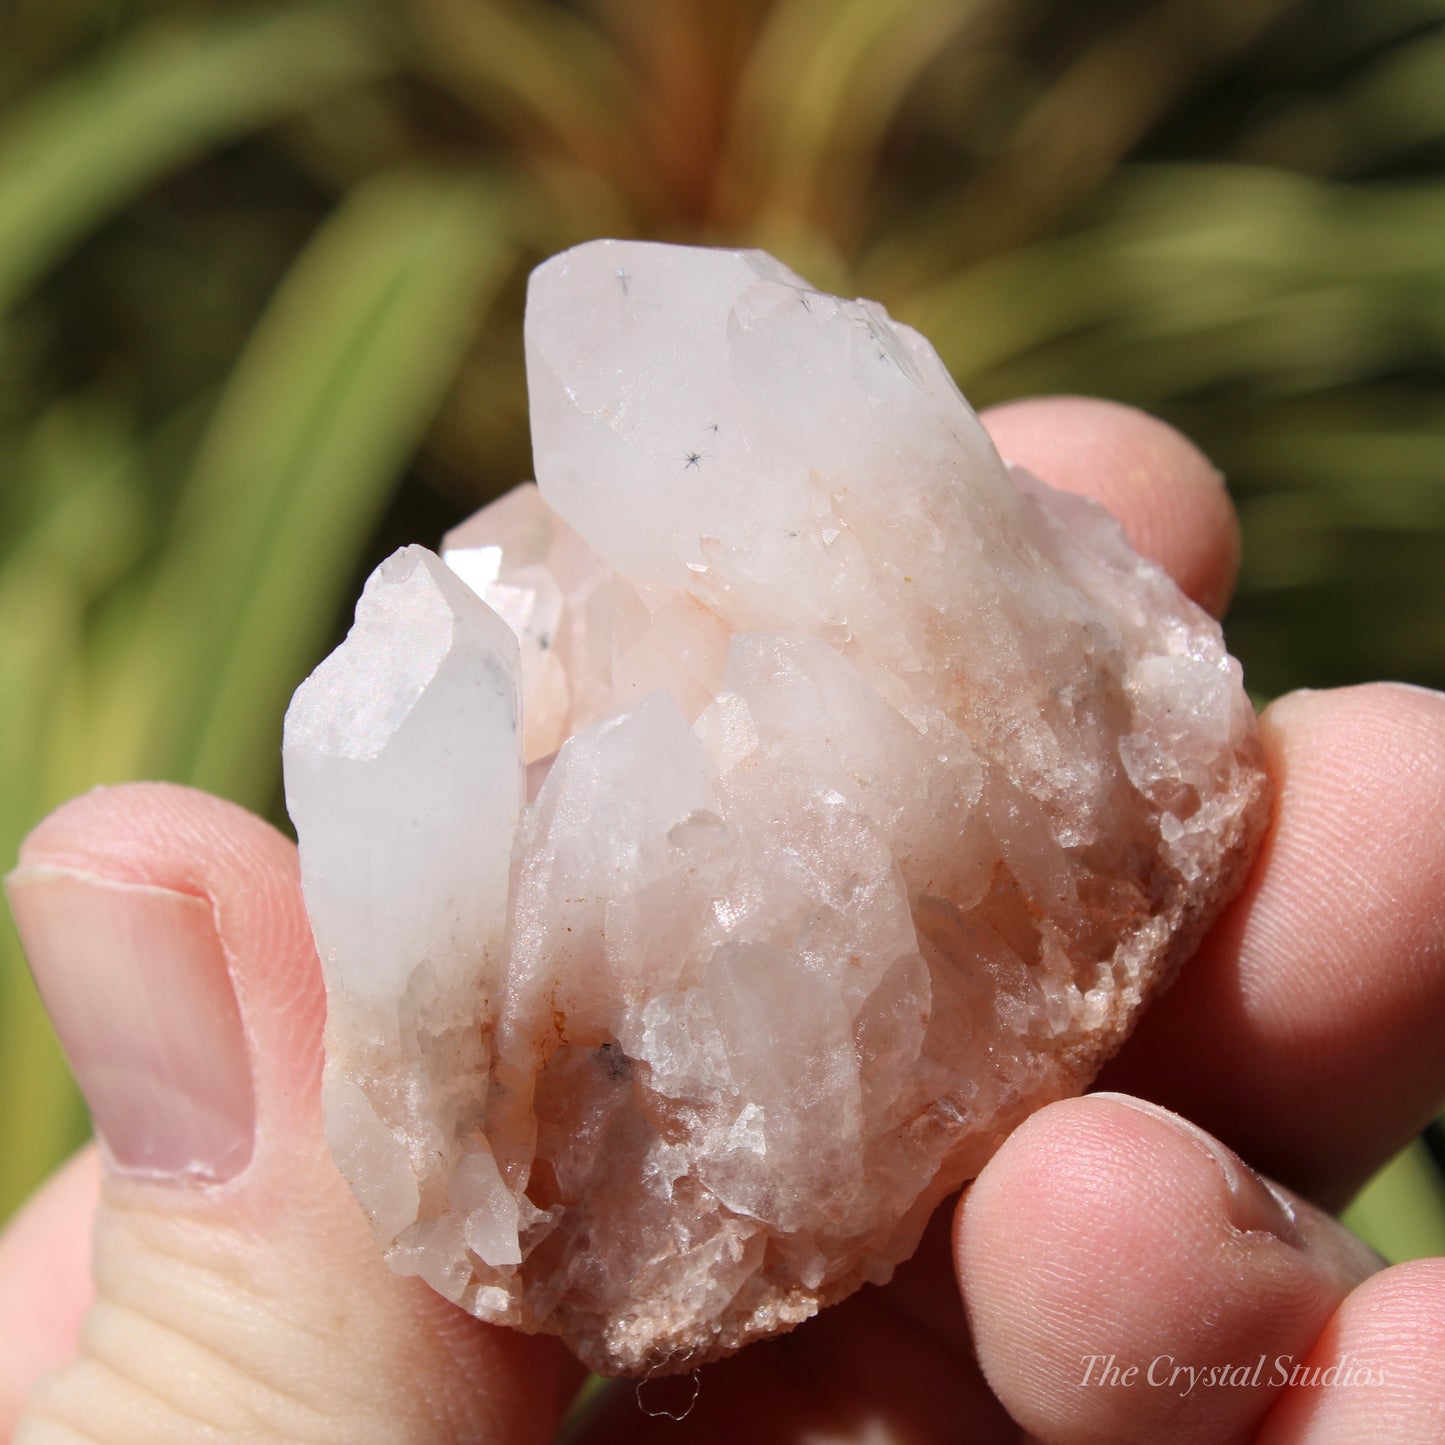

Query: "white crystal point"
(288, 242), (1271, 1376)
(525, 240), (1010, 603)
(283, 545), (523, 1265)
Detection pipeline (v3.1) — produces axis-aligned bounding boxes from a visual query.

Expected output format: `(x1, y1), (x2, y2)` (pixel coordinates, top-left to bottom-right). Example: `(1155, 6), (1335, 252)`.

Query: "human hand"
(3, 398), (1442, 1444)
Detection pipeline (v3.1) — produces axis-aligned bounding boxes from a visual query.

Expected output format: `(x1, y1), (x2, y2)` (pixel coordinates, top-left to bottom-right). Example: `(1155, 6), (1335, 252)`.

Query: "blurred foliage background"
(2, 0), (1444, 1264)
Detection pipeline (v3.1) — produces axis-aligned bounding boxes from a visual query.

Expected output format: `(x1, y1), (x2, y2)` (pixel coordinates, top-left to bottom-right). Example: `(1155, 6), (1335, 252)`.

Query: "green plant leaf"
(410, 0), (655, 216)
(1343, 1138), (1445, 1263)
(724, 0), (984, 255)
(130, 170), (514, 809)
(0, 397), (155, 1217)
(0, 2), (385, 312)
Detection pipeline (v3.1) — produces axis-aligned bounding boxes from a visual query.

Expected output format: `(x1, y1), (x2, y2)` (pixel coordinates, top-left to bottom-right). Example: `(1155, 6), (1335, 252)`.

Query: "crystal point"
(284, 240), (1270, 1375)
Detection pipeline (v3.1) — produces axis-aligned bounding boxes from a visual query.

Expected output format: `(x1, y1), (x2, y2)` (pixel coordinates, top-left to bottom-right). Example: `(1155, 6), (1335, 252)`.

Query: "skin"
(2, 395), (1442, 1443)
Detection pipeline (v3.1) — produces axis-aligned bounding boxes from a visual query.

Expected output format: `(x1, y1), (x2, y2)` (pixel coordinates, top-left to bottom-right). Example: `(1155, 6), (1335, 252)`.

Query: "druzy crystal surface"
(283, 241), (1269, 1375)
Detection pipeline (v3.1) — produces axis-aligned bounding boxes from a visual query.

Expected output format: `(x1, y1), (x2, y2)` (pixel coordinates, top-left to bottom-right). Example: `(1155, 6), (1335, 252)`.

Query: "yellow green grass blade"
(1344, 1139), (1445, 1263)
(723, 0), (983, 263)
(0, 405), (149, 1218)
(125, 170), (515, 809)
(0, 2), (384, 312)
(411, 0), (656, 219)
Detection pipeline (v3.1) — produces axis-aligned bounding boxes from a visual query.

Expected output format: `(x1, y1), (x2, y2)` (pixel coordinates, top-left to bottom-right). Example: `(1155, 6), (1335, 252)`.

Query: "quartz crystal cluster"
(283, 241), (1270, 1375)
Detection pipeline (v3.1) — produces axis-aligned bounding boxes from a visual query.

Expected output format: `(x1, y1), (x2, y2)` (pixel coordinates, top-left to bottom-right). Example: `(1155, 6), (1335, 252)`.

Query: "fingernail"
(1093, 1093), (1303, 1247)
(5, 865), (254, 1184)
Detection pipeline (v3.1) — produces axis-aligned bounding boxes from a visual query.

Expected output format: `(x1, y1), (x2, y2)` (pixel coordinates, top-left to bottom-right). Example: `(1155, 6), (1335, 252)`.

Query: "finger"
(981, 395), (1241, 616)
(1100, 682), (1445, 1207)
(0, 1146), (98, 1436)
(571, 1203), (1015, 1443)
(4, 783), (579, 1444)
(1256, 1258), (1445, 1442)
(958, 1093), (1380, 1445)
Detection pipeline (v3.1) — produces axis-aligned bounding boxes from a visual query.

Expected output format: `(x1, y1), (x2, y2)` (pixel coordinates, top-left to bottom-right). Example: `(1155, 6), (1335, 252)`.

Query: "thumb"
(2, 783), (577, 1444)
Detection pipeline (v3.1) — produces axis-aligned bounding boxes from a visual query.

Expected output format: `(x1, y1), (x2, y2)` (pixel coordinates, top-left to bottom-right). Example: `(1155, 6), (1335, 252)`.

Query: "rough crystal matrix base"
(283, 241), (1270, 1376)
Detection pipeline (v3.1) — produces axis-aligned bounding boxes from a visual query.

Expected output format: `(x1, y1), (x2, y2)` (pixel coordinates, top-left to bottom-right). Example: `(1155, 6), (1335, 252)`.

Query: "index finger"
(981, 394), (1241, 617)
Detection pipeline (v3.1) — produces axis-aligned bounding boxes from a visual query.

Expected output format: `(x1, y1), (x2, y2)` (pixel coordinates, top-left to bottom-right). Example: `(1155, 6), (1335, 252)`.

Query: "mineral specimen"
(282, 240), (1270, 1376)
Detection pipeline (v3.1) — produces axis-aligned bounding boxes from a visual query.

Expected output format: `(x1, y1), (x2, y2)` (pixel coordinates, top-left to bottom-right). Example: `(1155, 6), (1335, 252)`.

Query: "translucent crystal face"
(283, 240), (1270, 1375)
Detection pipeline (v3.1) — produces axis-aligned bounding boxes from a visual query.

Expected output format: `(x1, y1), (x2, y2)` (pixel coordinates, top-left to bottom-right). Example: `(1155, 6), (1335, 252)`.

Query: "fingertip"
(1105, 681), (1445, 1204)
(958, 1094), (1366, 1444)
(1257, 1258), (1445, 1443)
(1260, 679), (1445, 767)
(981, 395), (1240, 616)
(15, 782), (301, 903)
